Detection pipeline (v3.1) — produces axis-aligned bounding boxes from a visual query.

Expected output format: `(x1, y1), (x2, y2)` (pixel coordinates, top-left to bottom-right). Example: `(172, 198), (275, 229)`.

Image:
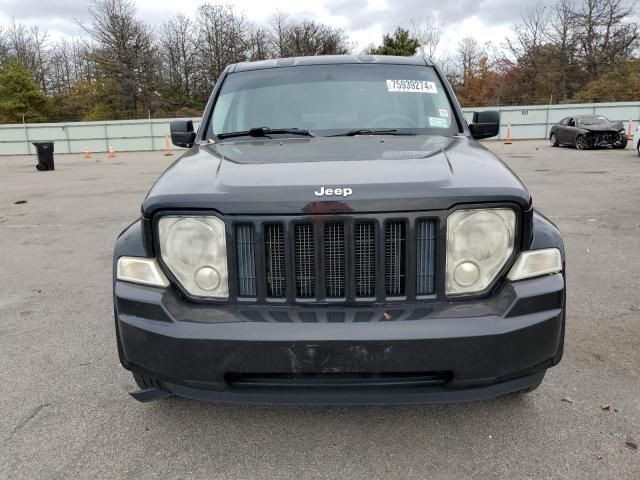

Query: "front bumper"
(115, 272), (565, 405)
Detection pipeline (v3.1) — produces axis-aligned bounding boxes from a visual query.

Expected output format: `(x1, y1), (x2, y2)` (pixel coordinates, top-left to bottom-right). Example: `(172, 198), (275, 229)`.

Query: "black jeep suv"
(113, 55), (565, 405)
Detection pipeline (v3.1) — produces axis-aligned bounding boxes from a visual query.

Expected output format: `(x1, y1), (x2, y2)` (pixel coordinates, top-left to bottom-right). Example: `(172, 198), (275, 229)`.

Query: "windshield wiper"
(217, 127), (314, 140)
(328, 129), (416, 137)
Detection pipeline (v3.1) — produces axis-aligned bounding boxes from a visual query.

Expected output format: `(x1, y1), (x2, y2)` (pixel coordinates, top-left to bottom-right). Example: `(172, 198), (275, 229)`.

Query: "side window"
(559, 117), (569, 126)
(568, 118), (575, 127)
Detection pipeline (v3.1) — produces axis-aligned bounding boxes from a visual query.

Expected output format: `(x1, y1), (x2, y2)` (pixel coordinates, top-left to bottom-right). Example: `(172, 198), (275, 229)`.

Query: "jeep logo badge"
(314, 186), (353, 197)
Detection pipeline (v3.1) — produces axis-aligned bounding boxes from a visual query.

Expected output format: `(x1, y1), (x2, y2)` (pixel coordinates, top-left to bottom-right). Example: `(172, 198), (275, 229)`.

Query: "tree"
(267, 13), (351, 57)
(6, 21), (51, 93)
(0, 26), (9, 67)
(573, 59), (640, 102)
(506, 4), (551, 103)
(159, 13), (200, 109)
(197, 3), (248, 89)
(546, 0), (580, 102)
(79, 0), (160, 118)
(370, 27), (420, 56)
(411, 14), (443, 60)
(51, 80), (100, 121)
(0, 60), (50, 123)
(575, 0), (639, 82)
(247, 25), (270, 61)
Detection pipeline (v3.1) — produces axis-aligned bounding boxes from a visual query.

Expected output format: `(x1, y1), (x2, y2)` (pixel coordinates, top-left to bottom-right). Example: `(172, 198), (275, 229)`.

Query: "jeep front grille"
(233, 216), (437, 303)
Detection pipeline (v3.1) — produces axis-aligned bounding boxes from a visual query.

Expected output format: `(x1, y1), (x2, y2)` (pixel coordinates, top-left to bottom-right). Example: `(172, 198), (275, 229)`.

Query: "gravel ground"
(0, 141), (639, 479)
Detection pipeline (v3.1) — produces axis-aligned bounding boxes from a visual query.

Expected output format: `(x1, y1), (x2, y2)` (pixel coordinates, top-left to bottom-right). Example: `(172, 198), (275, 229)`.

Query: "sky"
(0, 0), (519, 55)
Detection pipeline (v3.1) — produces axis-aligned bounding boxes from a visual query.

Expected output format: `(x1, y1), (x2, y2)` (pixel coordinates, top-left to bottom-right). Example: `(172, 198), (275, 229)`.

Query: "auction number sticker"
(386, 80), (438, 93)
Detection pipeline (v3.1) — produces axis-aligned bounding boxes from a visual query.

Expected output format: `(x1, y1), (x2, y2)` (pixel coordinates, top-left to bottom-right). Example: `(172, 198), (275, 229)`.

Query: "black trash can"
(33, 142), (55, 171)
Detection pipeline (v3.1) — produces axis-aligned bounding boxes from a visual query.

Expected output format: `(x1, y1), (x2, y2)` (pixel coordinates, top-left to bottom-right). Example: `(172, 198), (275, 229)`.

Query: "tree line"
(0, 0), (638, 124)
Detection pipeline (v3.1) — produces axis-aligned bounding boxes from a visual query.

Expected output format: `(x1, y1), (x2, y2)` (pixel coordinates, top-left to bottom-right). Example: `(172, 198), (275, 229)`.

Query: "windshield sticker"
(386, 80), (438, 94)
(439, 108), (449, 117)
(428, 117), (449, 128)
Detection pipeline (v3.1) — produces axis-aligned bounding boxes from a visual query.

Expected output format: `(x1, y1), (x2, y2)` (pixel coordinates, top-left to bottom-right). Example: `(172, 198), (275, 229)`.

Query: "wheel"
(550, 133), (559, 147)
(613, 139), (627, 149)
(132, 372), (164, 390)
(637, 142), (640, 157)
(575, 135), (587, 150)
(36, 162), (48, 171)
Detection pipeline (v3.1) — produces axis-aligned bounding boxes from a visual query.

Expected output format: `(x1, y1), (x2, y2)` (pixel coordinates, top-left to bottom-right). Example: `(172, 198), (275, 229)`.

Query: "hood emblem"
(314, 186), (353, 197)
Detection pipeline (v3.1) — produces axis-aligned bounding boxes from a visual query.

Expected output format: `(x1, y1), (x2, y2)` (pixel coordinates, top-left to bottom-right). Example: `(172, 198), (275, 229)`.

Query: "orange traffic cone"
(628, 119), (634, 140)
(504, 123), (512, 145)
(107, 145), (117, 158)
(83, 147), (92, 159)
(164, 134), (173, 157)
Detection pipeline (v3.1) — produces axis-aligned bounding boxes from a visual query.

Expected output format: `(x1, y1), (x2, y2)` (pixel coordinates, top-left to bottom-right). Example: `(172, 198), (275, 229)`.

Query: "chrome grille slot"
(324, 223), (345, 298)
(416, 220), (436, 295)
(355, 222), (376, 297)
(265, 224), (286, 297)
(236, 224), (256, 297)
(385, 221), (406, 296)
(294, 224), (316, 297)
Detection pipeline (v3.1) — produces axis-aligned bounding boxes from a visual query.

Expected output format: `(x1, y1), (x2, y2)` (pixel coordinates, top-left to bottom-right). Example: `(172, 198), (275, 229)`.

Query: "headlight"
(158, 216), (228, 298)
(446, 208), (516, 295)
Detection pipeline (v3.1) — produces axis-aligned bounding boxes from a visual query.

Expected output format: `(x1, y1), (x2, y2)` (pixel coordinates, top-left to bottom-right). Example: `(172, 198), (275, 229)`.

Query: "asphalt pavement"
(0, 141), (638, 479)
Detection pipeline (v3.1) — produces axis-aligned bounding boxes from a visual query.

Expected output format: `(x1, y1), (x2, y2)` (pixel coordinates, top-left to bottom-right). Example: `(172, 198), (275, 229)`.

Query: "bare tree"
(0, 26), (9, 66)
(575, 0), (639, 81)
(197, 4), (248, 88)
(78, 0), (159, 117)
(457, 37), (485, 83)
(48, 39), (75, 95)
(6, 21), (51, 92)
(267, 12), (351, 57)
(545, 0), (580, 101)
(411, 14), (443, 60)
(160, 13), (199, 106)
(247, 25), (271, 61)
(507, 3), (550, 71)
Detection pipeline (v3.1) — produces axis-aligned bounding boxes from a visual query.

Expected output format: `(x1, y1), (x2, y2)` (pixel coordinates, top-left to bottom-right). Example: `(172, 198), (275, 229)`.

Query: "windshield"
(208, 64), (458, 138)
(578, 116), (609, 126)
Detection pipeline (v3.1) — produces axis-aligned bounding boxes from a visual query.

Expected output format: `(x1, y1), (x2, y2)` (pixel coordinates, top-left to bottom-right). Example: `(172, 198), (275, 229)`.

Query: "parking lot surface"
(1, 141), (639, 479)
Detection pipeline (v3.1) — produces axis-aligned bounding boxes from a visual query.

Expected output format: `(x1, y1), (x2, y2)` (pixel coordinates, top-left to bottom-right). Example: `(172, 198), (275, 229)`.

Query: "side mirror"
(170, 120), (196, 148)
(469, 110), (500, 140)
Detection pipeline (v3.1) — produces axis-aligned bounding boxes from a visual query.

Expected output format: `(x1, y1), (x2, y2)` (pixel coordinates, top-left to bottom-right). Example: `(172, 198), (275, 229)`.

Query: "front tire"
(575, 135), (587, 150)
(613, 139), (627, 149)
(550, 133), (559, 147)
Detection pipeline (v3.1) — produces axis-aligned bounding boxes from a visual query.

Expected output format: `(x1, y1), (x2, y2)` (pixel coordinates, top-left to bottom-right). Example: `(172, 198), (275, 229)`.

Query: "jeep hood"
(142, 136), (531, 216)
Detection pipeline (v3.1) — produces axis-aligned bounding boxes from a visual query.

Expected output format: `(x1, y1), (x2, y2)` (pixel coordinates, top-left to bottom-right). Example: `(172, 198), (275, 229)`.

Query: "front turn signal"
(117, 257), (170, 288)
(507, 248), (562, 282)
